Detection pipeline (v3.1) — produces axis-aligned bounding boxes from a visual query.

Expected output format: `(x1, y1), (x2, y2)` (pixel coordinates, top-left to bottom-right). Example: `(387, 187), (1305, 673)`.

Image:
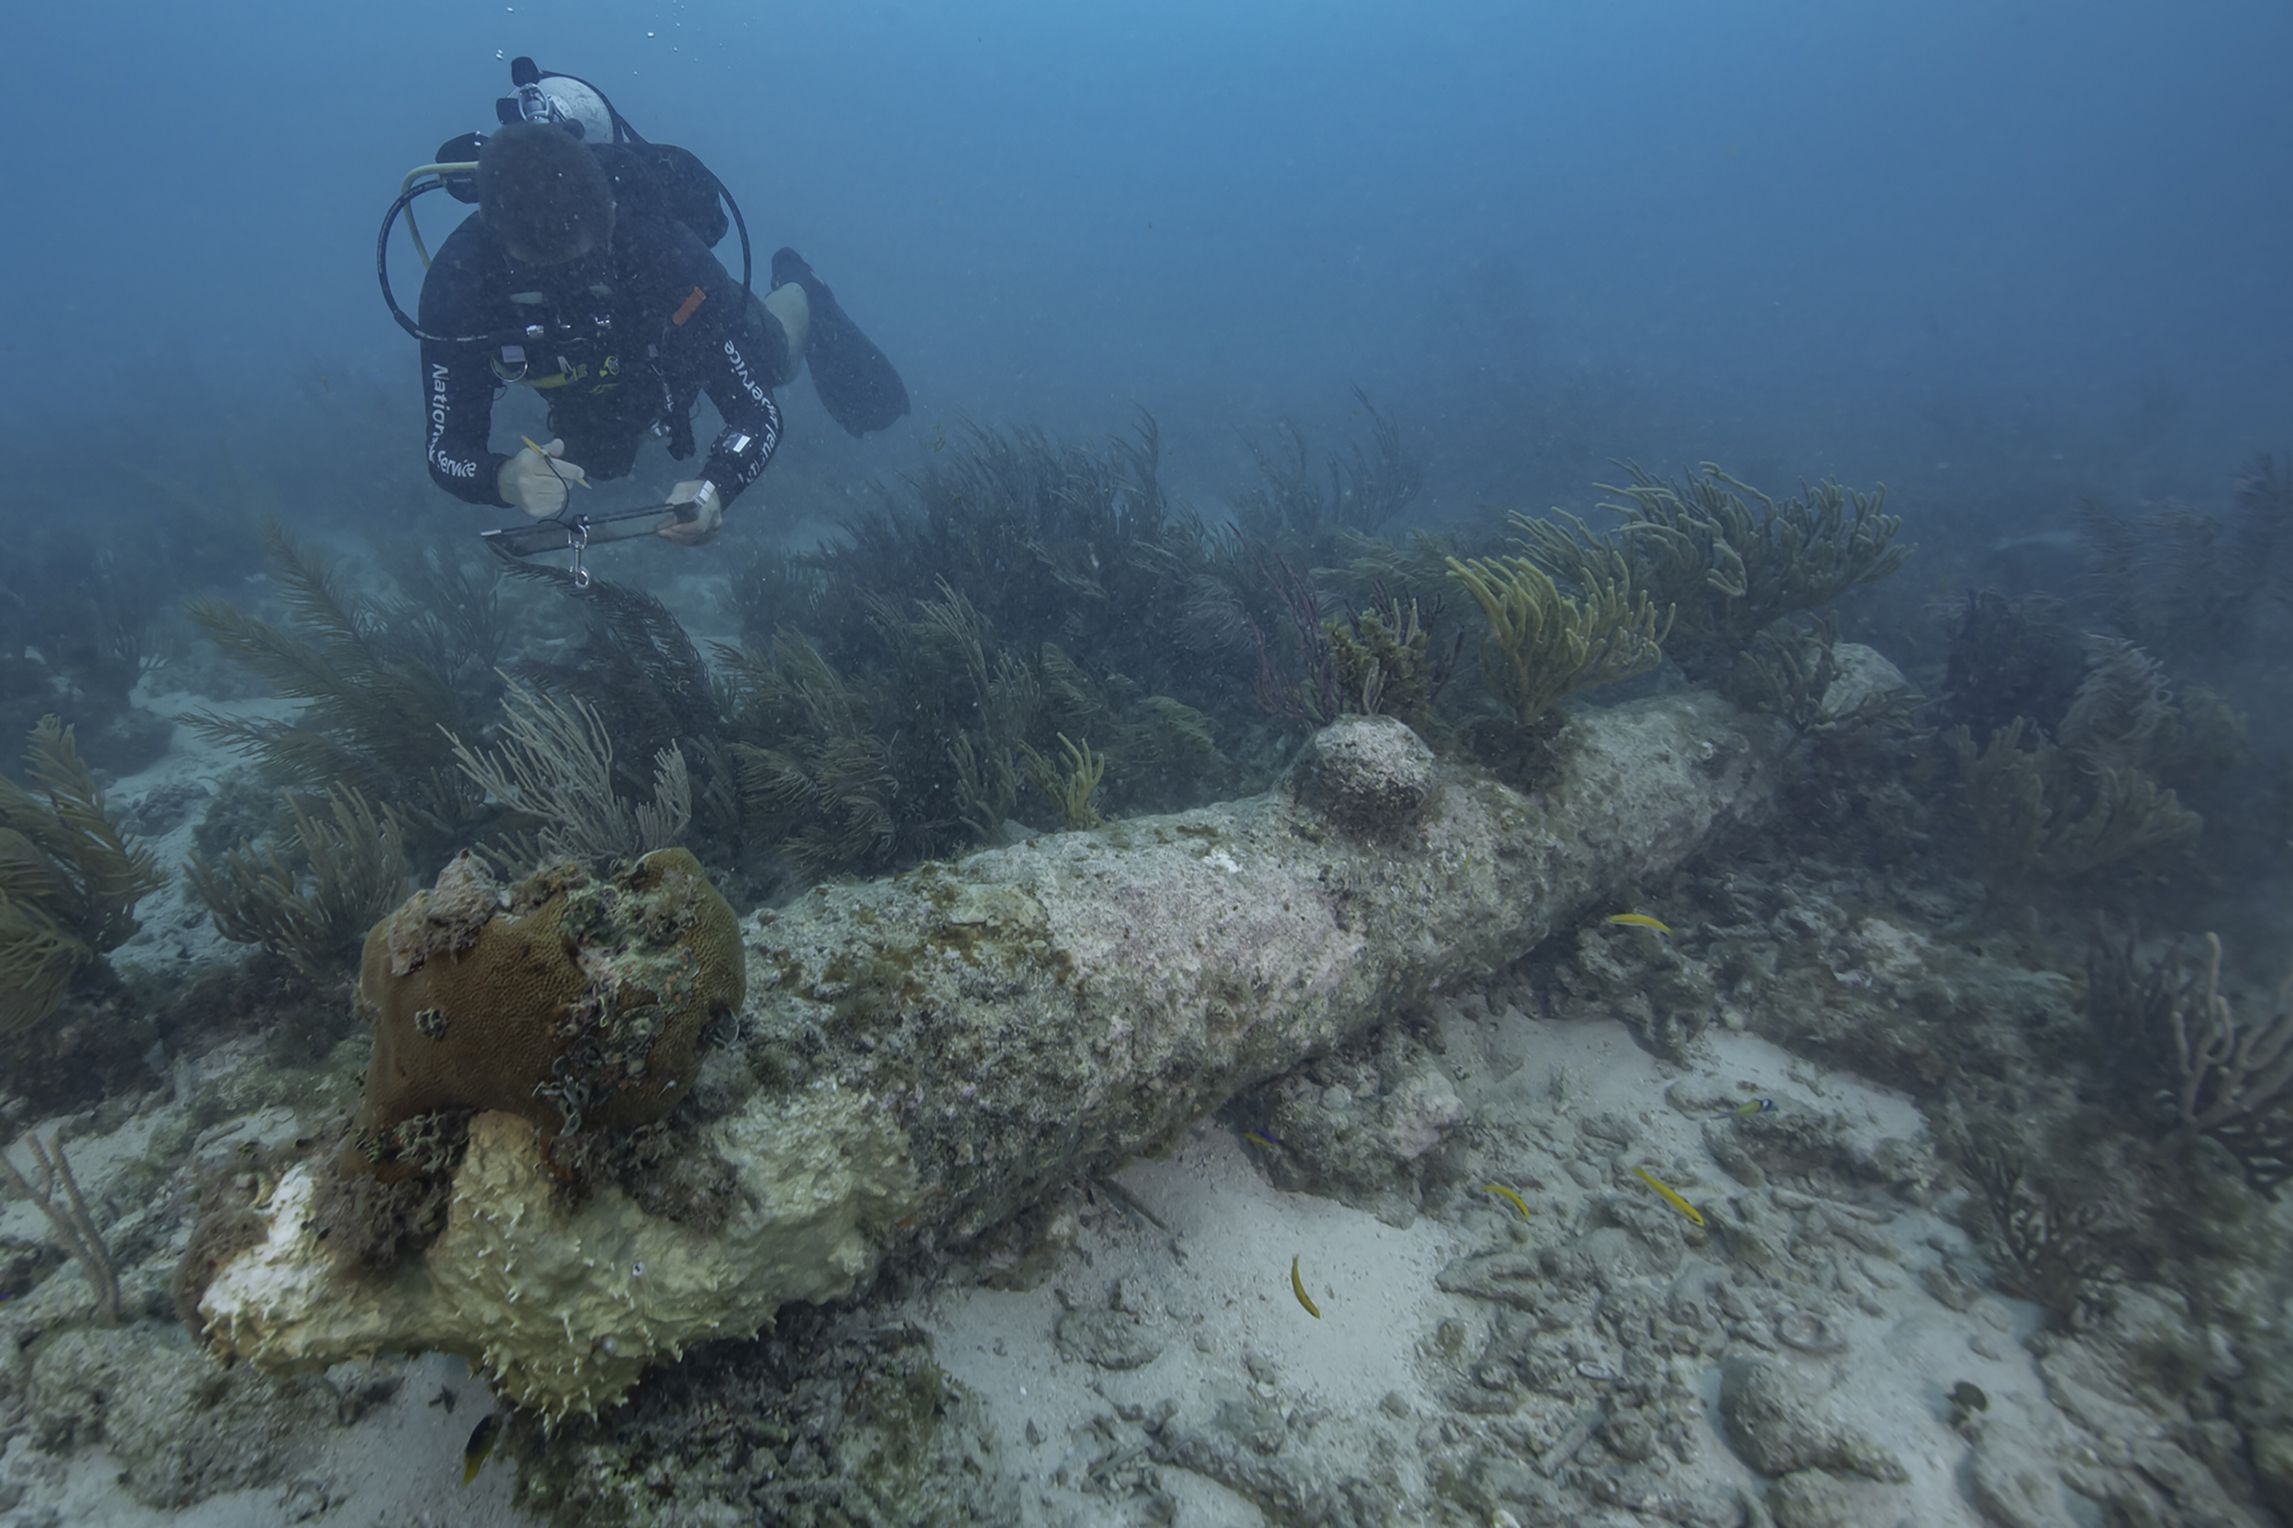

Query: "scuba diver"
(387, 59), (909, 546)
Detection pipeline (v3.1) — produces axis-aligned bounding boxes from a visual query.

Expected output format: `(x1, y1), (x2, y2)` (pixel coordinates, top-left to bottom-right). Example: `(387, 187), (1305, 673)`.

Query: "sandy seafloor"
(911, 1018), (2028, 1526)
(0, 666), (2278, 1528)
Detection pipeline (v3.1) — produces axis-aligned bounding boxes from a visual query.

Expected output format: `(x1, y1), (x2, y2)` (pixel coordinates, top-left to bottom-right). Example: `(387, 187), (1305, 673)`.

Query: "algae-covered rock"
(1718, 1356), (1907, 1483)
(518, 1312), (1017, 1526)
(1820, 642), (1911, 722)
(1247, 1020), (1466, 1224)
(1553, 920), (1720, 1061)
(1055, 1306), (1166, 1371)
(26, 1325), (329, 1509)
(1963, 1424), (2073, 1528)
(2254, 1424), (2293, 1523)
(1768, 1467), (1910, 1528)
(1285, 713), (1438, 837)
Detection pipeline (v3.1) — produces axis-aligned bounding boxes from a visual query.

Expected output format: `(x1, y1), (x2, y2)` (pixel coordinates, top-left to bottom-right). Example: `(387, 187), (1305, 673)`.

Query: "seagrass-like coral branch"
(186, 786), (411, 984)
(0, 1130), (121, 1325)
(1520, 464), (1904, 669)
(0, 717), (166, 1035)
(1445, 548), (1669, 729)
(2172, 935), (2293, 1144)
(446, 677), (691, 868)
(1028, 733), (1107, 830)
(184, 525), (489, 846)
(2092, 929), (2293, 1195)
(1946, 719), (2199, 879)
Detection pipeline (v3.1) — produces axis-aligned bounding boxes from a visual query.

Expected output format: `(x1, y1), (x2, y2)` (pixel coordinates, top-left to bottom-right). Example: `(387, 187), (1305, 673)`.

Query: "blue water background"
(5, 0), (2290, 524)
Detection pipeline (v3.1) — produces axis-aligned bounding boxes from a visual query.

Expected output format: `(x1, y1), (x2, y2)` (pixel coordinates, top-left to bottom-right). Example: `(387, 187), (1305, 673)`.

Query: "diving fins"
(771, 247), (910, 437)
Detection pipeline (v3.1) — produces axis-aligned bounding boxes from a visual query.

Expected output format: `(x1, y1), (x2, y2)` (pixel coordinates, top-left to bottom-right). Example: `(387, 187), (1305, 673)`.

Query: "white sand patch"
(907, 1002), (2059, 1526)
(917, 1115), (1467, 1520)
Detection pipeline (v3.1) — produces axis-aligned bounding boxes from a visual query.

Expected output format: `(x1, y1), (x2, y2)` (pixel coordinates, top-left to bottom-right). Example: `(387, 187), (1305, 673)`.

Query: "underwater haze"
(7, 0), (2291, 510)
(8, 2), (2293, 1526)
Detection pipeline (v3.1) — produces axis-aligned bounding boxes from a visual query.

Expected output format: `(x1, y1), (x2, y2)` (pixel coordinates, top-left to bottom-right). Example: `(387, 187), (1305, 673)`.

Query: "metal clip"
(568, 516), (594, 588)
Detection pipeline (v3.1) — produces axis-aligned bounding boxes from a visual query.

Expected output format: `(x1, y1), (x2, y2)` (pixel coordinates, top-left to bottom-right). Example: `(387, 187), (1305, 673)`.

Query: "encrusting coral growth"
(345, 847), (743, 1174)
(174, 848), (751, 1417)
(23, 413), (2293, 1523)
(186, 688), (1788, 1418)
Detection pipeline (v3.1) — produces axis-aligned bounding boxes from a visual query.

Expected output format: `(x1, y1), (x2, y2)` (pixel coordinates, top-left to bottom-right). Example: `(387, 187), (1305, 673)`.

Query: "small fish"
(1632, 1165), (1707, 1228)
(1290, 1254), (1321, 1319)
(931, 423), (948, 453)
(1242, 1129), (1284, 1152)
(1724, 1097), (1776, 1119)
(1481, 1183), (1534, 1222)
(1607, 913), (1673, 936)
(462, 1412), (501, 1487)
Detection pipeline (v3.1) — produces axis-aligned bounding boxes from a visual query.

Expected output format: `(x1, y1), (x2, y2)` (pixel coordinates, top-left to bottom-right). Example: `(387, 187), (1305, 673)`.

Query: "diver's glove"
(658, 478), (722, 546)
(497, 438), (588, 517)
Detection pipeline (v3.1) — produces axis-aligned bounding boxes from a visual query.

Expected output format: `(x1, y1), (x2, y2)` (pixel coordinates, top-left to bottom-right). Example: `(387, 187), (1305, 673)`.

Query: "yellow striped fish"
(1632, 1165), (1706, 1227)
(1607, 912), (1673, 936)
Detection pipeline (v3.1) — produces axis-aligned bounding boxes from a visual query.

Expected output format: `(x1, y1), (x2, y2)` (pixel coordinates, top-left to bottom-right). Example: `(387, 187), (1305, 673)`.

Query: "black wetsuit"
(417, 200), (781, 511)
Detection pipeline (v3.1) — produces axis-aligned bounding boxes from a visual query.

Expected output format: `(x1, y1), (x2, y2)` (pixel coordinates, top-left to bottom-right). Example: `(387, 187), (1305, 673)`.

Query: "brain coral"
(349, 847), (743, 1170)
